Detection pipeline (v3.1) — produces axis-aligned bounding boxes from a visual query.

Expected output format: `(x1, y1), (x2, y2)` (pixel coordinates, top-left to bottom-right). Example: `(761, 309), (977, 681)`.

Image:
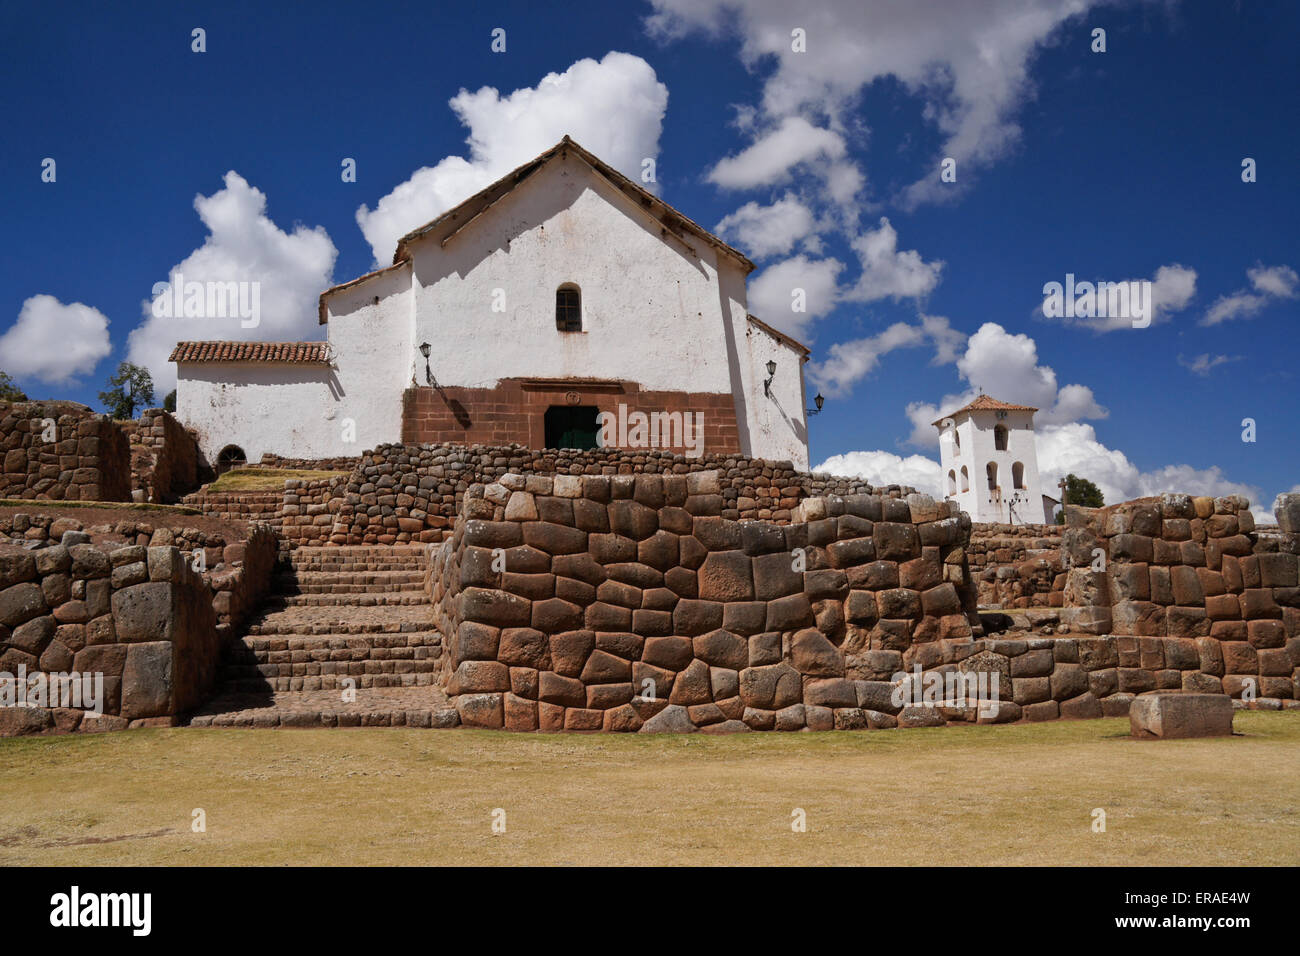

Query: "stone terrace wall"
(280, 442), (912, 548)
(257, 453), (362, 471)
(969, 523), (1065, 609)
(121, 409), (204, 503)
(1058, 494), (1300, 701)
(0, 402), (130, 501)
(426, 470), (981, 732)
(0, 536), (218, 735)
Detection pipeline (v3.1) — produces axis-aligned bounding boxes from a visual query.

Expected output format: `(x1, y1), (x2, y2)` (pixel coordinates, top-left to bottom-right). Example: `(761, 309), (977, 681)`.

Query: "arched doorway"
(216, 444), (247, 476)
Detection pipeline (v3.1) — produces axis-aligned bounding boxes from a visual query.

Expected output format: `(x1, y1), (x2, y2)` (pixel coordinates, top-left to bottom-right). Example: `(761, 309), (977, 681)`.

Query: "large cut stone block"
(1129, 692), (1234, 739)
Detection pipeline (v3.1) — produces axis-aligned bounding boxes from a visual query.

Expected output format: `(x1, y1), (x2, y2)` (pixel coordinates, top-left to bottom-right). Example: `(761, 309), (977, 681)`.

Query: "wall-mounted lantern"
(763, 359), (777, 397)
(418, 342), (436, 387)
(806, 392), (825, 416)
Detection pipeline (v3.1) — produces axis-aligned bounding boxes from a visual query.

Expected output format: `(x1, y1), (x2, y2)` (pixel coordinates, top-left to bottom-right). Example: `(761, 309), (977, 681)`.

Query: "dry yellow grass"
(0, 713), (1296, 866)
(204, 468), (349, 493)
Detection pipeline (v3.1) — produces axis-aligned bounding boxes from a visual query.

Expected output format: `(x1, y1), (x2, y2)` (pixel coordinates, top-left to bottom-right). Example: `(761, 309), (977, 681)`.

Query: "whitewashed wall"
(938, 409), (1050, 523)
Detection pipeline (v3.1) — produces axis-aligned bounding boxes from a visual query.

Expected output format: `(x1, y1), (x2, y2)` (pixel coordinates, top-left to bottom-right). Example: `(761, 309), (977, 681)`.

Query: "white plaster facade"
(175, 137), (811, 468)
(935, 398), (1053, 524)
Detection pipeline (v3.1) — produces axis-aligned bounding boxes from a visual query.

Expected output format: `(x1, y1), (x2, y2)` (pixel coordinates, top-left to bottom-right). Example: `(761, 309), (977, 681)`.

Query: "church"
(934, 394), (1056, 524)
(170, 137), (813, 472)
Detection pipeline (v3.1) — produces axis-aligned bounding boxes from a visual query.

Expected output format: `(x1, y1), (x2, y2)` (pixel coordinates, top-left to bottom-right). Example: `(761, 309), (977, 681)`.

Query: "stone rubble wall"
(120, 409), (205, 503)
(280, 442), (913, 549)
(426, 469), (983, 732)
(0, 402), (130, 502)
(968, 523), (1065, 609)
(0, 534), (219, 735)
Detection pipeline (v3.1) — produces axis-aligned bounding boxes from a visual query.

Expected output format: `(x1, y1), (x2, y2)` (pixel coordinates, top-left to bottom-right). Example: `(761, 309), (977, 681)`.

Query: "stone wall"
(257, 453), (361, 471)
(426, 470), (982, 731)
(0, 402), (130, 501)
(968, 523), (1065, 608)
(0, 535), (218, 734)
(122, 409), (204, 503)
(280, 442), (910, 548)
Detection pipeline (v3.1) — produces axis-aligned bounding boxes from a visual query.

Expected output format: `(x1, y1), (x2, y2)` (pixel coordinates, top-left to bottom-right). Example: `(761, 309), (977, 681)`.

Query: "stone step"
(272, 580), (426, 595)
(263, 592), (428, 608)
(245, 604), (436, 635)
(220, 660), (440, 682)
(230, 632), (442, 655)
(191, 684), (451, 724)
(276, 569), (425, 584)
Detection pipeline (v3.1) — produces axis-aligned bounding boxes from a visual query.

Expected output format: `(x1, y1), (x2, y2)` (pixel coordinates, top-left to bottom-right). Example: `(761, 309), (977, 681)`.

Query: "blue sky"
(1, 0), (1296, 516)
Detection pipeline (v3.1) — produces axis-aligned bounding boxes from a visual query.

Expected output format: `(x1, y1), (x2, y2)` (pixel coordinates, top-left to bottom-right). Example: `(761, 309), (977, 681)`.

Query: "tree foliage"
(0, 371), (27, 403)
(99, 362), (155, 419)
(1055, 473), (1105, 523)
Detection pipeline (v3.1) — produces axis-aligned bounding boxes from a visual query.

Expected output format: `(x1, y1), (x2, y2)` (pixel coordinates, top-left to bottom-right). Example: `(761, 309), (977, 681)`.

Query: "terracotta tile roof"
(931, 394), (1038, 426)
(168, 341), (332, 364)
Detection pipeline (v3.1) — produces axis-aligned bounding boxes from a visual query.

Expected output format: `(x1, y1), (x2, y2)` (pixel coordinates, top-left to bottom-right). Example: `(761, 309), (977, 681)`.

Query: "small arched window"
(556, 284), (582, 332)
(947, 470), (957, 496)
(994, 424), (1009, 451)
(1012, 461), (1025, 489)
(986, 461), (998, 490)
(960, 466), (969, 493)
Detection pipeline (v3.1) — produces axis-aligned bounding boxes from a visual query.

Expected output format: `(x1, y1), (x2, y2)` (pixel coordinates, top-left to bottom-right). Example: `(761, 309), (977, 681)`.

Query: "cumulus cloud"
(1201, 262), (1298, 326)
(814, 449), (944, 497)
(0, 295), (113, 386)
(901, 322), (1107, 445)
(714, 193), (817, 259)
(811, 313), (964, 395)
(706, 116), (862, 205)
(355, 52), (668, 265)
(647, 0), (1105, 206)
(844, 217), (944, 303)
(127, 172), (337, 393)
(745, 255), (844, 340)
(1047, 263), (1197, 333)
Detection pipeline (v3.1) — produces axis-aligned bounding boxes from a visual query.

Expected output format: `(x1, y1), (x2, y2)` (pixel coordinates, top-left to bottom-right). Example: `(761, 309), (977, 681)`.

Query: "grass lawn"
(203, 468), (350, 493)
(1, 713), (1296, 866)
(0, 499), (201, 515)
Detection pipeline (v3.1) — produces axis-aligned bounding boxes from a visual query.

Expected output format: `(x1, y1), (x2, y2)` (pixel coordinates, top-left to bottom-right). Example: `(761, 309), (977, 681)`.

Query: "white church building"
(171, 136), (812, 471)
(934, 395), (1055, 524)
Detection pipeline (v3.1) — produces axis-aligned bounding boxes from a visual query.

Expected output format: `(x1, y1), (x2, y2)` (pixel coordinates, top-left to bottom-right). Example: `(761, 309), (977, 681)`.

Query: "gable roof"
(931, 394), (1037, 426)
(169, 341), (332, 364)
(747, 314), (810, 358)
(391, 135), (756, 272)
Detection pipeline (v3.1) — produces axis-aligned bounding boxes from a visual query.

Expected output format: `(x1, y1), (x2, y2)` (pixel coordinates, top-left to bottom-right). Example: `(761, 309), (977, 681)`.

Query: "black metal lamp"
(807, 392), (825, 416)
(763, 359), (777, 397)
(418, 342), (435, 386)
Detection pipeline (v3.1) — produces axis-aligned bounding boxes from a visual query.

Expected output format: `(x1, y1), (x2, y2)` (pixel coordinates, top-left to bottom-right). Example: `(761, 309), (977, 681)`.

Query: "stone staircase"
(188, 545), (453, 728)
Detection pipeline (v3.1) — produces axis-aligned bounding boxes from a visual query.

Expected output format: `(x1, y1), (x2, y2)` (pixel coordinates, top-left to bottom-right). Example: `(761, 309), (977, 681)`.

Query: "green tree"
(163, 389), (177, 413)
(1055, 473), (1105, 523)
(0, 371), (27, 402)
(99, 362), (154, 419)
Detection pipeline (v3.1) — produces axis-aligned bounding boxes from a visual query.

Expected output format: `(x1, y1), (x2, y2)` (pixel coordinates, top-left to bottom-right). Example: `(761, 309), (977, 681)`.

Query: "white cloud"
(706, 116), (856, 195)
(355, 52), (668, 265)
(714, 193), (817, 259)
(814, 449), (944, 497)
(0, 295), (113, 386)
(1247, 263), (1298, 298)
(1056, 262), (1197, 333)
(745, 255), (844, 340)
(127, 172), (337, 393)
(1177, 353), (1239, 376)
(647, 0), (1104, 206)
(1035, 423), (1270, 522)
(844, 217), (943, 302)
(1202, 262), (1297, 326)
(810, 313), (964, 395)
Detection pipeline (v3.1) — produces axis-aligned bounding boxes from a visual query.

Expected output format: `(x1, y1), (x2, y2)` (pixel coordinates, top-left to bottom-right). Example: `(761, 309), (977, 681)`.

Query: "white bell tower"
(934, 395), (1052, 524)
